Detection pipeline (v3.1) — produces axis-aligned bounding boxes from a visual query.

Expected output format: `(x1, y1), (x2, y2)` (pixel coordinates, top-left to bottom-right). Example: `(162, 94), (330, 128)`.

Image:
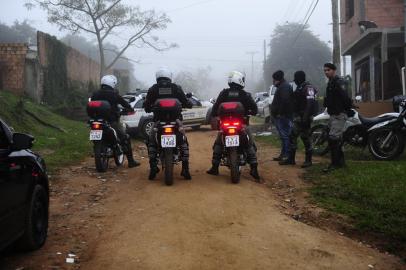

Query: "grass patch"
(0, 91), (90, 170)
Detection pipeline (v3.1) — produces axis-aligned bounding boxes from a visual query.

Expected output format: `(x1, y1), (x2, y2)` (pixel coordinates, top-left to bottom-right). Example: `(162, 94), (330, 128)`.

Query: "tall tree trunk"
(96, 32), (106, 79)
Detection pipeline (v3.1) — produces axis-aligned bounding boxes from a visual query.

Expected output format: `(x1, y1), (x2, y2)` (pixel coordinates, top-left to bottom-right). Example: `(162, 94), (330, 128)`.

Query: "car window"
(134, 99), (144, 109)
(189, 97), (201, 107)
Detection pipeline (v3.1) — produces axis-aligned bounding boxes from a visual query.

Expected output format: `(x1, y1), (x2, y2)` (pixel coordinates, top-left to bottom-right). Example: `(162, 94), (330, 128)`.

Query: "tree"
(26, 0), (176, 77)
(0, 20), (37, 44)
(263, 23), (332, 94)
(174, 67), (213, 100)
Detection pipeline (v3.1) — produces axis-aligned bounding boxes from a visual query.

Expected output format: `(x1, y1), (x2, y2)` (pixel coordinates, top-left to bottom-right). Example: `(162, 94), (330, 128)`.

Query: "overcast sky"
(2, 0), (333, 89)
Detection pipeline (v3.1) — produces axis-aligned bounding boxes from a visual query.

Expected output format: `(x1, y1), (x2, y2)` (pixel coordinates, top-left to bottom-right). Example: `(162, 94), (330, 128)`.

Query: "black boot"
(323, 140), (342, 173)
(127, 153), (140, 168)
(149, 161), (160, 180)
(279, 150), (296, 166)
(301, 151), (313, 168)
(207, 163), (219, 175)
(250, 163), (260, 181)
(181, 161), (192, 180)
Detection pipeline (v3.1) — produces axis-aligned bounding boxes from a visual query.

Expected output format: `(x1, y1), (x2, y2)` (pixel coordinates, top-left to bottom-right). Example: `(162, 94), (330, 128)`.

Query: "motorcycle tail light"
(164, 127), (174, 133)
(92, 122), (102, 130)
(228, 128), (236, 134)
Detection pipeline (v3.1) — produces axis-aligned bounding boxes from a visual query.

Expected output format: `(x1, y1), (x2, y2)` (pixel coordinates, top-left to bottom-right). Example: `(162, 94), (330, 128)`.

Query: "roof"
(342, 28), (403, 56)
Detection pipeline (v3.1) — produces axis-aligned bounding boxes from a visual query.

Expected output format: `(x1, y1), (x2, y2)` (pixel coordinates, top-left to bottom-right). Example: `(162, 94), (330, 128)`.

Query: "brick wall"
(37, 31), (100, 89)
(341, 0), (404, 51)
(0, 44), (28, 95)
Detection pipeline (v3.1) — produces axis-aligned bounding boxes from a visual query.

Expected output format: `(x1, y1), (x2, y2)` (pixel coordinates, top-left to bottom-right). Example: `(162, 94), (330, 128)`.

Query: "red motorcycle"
(217, 102), (249, 184)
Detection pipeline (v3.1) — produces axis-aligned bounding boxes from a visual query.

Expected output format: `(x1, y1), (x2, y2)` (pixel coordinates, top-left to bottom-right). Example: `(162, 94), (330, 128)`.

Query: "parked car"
(121, 94), (213, 138)
(255, 91), (273, 123)
(0, 119), (49, 252)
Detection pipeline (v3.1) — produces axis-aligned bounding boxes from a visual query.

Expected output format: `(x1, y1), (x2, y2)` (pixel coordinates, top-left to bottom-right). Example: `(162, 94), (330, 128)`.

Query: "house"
(340, 0), (405, 105)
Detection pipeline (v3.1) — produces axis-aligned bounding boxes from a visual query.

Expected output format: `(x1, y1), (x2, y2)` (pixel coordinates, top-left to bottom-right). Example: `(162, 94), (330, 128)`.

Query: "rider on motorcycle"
(91, 75), (140, 168)
(207, 71), (260, 181)
(143, 67), (193, 180)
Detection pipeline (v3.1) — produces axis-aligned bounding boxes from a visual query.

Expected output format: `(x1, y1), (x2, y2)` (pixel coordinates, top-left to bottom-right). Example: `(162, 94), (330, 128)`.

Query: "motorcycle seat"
(359, 115), (394, 127)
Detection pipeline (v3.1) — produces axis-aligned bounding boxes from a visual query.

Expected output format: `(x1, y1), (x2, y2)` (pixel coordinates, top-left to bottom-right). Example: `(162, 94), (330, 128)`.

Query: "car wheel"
(17, 184), (49, 251)
(141, 119), (154, 139)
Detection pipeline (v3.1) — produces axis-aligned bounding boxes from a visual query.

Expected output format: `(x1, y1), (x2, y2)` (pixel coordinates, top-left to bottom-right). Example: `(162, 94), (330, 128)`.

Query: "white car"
(121, 94), (213, 138)
(255, 91), (272, 122)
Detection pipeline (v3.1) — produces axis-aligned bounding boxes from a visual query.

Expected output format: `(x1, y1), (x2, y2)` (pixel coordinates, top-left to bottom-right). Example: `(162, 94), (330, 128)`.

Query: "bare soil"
(1, 128), (404, 270)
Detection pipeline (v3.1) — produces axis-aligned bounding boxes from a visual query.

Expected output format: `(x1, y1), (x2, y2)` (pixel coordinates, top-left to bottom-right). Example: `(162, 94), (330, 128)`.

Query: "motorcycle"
(87, 100), (135, 172)
(368, 98), (406, 160)
(152, 99), (185, 186)
(217, 102), (251, 184)
(311, 108), (399, 156)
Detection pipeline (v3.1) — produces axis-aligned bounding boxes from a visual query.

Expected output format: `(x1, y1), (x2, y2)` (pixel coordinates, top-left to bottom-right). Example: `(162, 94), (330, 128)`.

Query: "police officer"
(323, 63), (352, 172)
(144, 67), (193, 180)
(279, 71), (317, 168)
(91, 75), (140, 168)
(206, 71), (260, 181)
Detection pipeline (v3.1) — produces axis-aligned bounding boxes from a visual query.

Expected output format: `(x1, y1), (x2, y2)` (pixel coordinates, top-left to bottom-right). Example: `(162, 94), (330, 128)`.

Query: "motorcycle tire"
(310, 124), (330, 156)
(164, 148), (174, 186)
(229, 148), (240, 184)
(94, 142), (109, 172)
(114, 146), (125, 167)
(368, 128), (405, 161)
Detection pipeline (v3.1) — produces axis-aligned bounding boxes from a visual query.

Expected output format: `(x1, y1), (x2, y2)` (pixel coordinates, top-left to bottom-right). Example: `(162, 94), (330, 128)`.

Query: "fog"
(2, 0), (333, 95)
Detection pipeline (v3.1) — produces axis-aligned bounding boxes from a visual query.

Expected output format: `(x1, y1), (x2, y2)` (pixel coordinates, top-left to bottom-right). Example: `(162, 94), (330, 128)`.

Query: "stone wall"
(0, 43), (28, 95)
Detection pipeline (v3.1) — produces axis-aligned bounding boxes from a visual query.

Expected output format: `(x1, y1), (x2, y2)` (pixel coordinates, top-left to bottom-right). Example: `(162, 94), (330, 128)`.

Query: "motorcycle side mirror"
(355, 95), (362, 102)
(209, 98), (216, 104)
(186, 93), (193, 98)
(12, 133), (34, 151)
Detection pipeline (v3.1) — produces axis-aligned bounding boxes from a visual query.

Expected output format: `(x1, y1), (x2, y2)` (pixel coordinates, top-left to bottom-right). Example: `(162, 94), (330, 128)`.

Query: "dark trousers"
(289, 118), (312, 155)
(211, 126), (257, 166)
(275, 116), (293, 157)
(111, 121), (134, 159)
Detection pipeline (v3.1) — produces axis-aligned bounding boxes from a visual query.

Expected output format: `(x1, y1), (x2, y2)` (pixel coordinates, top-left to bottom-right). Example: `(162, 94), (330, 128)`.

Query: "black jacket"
(293, 82), (318, 121)
(144, 81), (192, 116)
(91, 88), (132, 122)
(271, 80), (293, 118)
(323, 76), (352, 115)
(211, 87), (258, 117)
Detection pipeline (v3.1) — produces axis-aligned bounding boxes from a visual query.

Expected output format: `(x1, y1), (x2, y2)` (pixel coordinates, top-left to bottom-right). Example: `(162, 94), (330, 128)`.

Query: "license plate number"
(90, 130), (103, 141)
(225, 135), (239, 147)
(161, 135), (176, 148)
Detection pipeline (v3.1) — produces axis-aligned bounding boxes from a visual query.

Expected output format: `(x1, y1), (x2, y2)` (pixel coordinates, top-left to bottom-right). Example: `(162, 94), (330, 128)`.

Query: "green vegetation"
(258, 134), (406, 249)
(0, 91), (90, 170)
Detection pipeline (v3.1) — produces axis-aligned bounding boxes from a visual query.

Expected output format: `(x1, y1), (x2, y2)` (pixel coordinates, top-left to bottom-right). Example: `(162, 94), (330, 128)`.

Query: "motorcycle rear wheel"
(229, 148), (240, 184)
(310, 124), (330, 156)
(164, 148), (174, 186)
(94, 142), (109, 172)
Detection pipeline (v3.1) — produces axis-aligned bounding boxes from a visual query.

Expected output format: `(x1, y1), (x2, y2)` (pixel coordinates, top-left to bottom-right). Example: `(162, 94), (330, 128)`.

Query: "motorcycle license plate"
(161, 135), (176, 148)
(225, 135), (240, 147)
(90, 130), (103, 141)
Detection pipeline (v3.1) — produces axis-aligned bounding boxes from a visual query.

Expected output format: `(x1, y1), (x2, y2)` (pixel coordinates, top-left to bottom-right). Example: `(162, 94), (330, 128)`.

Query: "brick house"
(341, 0), (405, 103)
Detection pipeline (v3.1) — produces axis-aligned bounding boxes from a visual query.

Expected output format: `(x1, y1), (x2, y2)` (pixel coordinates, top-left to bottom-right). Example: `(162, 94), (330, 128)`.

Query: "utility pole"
(332, 0), (341, 75)
(263, 40), (267, 90)
(246, 51), (259, 85)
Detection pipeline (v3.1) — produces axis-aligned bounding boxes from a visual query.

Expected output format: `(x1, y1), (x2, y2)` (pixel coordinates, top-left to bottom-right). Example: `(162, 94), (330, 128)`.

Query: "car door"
(0, 121), (26, 246)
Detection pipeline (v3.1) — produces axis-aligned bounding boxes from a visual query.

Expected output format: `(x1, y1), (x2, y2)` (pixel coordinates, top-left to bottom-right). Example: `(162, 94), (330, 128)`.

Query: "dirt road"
(1, 129), (404, 270)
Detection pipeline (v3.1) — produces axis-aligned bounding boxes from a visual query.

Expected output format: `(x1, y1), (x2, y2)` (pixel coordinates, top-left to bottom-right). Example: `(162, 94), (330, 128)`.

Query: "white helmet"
(101, 75), (118, 89)
(156, 67), (172, 82)
(228, 71), (245, 88)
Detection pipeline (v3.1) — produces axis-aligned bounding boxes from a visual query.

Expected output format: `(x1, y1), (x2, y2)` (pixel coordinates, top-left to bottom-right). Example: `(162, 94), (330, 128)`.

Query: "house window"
(346, 0), (355, 21)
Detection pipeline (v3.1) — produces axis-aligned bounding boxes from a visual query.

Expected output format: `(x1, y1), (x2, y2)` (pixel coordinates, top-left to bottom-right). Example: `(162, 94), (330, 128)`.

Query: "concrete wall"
(0, 43), (28, 95)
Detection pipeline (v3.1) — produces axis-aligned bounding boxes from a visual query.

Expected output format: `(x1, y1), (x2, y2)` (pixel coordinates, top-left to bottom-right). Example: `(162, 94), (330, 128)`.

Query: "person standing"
(323, 63), (352, 172)
(270, 70), (293, 161)
(279, 71), (318, 168)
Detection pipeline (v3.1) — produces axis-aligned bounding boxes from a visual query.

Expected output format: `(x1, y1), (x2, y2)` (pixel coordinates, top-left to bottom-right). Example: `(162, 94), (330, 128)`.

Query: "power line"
(292, 0), (320, 47)
(167, 0), (218, 13)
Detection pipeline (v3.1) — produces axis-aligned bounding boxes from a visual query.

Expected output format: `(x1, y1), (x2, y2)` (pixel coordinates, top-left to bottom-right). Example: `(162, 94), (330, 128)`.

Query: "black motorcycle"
(368, 98), (406, 160)
(87, 100), (134, 172)
(152, 99), (185, 186)
(217, 102), (251, 184)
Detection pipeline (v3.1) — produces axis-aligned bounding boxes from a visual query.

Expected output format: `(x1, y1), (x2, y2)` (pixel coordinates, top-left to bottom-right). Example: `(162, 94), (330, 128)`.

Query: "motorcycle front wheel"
(163, 148), (174, 186)
(368, 128), (405, 161)
(310, 124), (330, 156)
(114, 144), (125, 167)
(229, 148), (240, 184)
(94, 142), (109, 172)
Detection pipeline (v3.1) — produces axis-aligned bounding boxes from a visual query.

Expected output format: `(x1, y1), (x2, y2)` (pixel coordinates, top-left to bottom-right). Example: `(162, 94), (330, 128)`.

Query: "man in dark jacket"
(271, 70), (294, 161)
(91, 75), (140, 168)
(206, 71), (260, 181)
(323, 63), (352, 172)
(144, 67), (193, 180)
(280, 71), (318, 167)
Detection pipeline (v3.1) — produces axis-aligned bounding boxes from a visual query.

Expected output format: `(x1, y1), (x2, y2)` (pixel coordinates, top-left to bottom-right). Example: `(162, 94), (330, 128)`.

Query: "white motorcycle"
(311, 107), (399, 156)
